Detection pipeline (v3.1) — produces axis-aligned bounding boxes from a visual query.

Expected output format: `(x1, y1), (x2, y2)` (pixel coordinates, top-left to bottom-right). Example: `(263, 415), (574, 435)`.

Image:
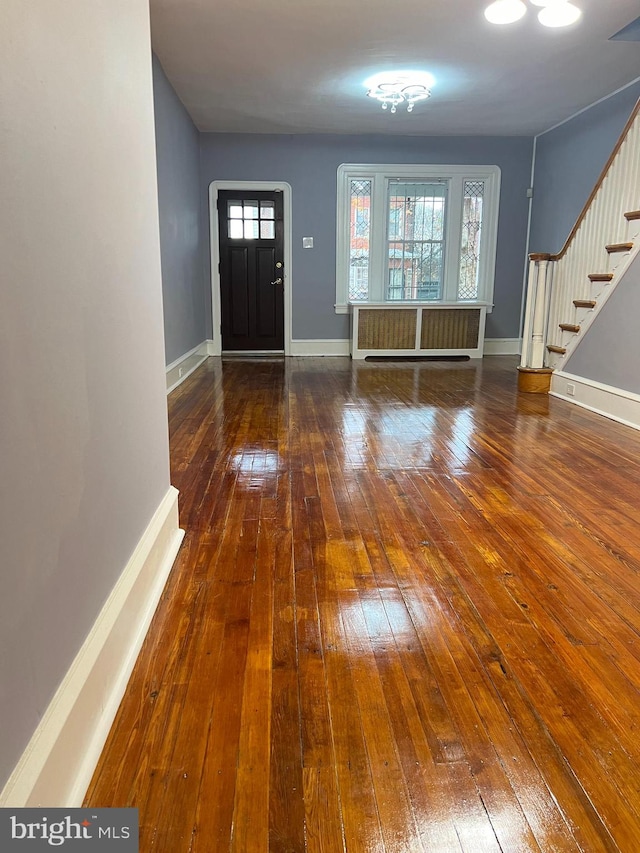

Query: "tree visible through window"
(387, 182), (446, 301)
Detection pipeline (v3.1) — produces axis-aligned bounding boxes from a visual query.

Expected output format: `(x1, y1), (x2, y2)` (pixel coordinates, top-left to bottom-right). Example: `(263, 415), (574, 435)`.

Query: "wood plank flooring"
(85, 356), (640, 852)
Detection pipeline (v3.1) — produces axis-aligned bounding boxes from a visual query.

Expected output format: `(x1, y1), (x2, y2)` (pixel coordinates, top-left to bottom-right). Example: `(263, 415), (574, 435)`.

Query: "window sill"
(347, 300), (492, 308)
(338, 301), (493, 313)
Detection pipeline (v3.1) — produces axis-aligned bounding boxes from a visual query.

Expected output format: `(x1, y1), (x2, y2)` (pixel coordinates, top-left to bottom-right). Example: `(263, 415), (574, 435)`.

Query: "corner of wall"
(0, 488), (184, 807)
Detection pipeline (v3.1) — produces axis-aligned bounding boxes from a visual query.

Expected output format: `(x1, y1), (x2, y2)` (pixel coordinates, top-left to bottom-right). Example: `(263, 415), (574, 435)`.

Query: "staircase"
(520, 99), (640, 385)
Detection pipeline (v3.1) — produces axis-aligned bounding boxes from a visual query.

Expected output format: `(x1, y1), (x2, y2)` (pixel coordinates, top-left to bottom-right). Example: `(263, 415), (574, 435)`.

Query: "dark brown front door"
(218, 189), (285, 352)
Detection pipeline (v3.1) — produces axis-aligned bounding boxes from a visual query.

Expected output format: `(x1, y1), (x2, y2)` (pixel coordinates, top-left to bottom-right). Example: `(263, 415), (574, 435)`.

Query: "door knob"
(270, 277), (283, 285)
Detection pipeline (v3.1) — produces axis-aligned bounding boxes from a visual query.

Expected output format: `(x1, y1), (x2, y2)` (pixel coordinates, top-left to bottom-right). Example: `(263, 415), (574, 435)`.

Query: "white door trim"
(209, 181), (293, 356)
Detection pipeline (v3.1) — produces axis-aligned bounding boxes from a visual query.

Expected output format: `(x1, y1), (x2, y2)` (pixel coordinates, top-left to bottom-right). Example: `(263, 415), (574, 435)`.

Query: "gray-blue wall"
(530, 81), (640, 255)
(199, 134), (533, 341)
(566, 253), (640, 394)
(153, 55), (207, 365)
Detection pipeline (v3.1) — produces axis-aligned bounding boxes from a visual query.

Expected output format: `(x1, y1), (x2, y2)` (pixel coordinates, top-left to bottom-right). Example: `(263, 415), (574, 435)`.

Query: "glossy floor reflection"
(87, 356), (640, 851)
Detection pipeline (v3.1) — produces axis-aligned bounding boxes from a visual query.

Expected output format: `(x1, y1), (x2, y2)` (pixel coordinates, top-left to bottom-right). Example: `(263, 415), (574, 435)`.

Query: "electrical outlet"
(566, 383), (575, 397)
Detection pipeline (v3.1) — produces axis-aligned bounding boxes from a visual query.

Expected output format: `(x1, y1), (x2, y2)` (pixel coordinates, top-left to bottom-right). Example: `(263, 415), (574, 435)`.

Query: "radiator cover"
(351, 303), (486, 360)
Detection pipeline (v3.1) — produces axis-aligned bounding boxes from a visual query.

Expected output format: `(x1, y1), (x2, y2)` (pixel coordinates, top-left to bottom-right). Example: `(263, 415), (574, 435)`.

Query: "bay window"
(336, 164), (500, 313)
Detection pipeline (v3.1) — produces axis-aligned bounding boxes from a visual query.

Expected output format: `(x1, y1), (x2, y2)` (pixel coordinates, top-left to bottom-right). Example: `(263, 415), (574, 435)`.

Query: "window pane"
(244, 220), (259, 239)
(387, 241), (442, 301)
(414, 243), (443, 300)
(228, 202), (243, 218)
(387, 183), (446, 301)
(349, 179), (371, 301)
(260, 201), (275, 219)
(413, 195), (445, 241)
(459, 180), (484, 300)
(244, 201), (259, 219)
(229, 219), (244, 239)
(260, 220), (275, 239)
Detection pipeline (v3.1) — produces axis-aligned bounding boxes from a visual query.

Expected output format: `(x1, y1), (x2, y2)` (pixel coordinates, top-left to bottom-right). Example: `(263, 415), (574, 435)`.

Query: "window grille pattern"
(228, 200), (275, 240)
(387, 183), (445, 301)
(349, 180), (371, 301)
(458, 180), (484, 300)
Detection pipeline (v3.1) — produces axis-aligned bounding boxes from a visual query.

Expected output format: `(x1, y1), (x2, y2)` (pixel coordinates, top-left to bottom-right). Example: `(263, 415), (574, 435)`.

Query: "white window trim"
(335, 163), (501, 314)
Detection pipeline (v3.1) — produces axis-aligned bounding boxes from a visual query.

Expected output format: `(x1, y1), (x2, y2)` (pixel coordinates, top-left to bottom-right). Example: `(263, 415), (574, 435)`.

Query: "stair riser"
(624, 212), (640, 244)
(574, 308), (594, 325)
(606, 244), (633, 274)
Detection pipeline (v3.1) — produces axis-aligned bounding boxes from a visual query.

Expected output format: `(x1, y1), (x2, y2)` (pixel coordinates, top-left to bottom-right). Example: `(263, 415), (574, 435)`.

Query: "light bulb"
(484, 0), (527, 24)
(529, 0), (564, 6)
(538, 2), (582, 27)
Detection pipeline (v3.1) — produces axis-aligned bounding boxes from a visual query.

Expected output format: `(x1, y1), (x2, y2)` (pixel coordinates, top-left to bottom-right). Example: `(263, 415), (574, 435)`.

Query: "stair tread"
(588, 273), (614, 282)
(574, 299), (596, 308)
(624, 210), (640, 221)
(547, 344), (567, 354)
(559, 323), (580, 333)
(605, 242), (633, 253)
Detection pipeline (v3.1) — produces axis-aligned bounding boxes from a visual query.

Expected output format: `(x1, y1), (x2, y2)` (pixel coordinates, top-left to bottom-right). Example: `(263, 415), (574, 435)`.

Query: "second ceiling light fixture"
(484, 0), (582, 28)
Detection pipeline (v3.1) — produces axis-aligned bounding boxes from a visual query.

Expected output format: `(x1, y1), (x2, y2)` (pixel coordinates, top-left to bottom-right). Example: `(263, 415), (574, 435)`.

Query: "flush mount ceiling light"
(537, 2), (581, 26)
(484, 0), (527, 24)
(484, 0), (582, 27)
(365, 72), (434, 113)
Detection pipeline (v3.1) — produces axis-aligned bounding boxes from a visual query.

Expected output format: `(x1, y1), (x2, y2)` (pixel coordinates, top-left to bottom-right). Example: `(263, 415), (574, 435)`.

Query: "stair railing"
(520, 98), (640, 375)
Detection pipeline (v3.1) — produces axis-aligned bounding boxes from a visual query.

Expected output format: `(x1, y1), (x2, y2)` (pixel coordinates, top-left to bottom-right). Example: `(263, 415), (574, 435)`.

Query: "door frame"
(209, 180), (293, 356)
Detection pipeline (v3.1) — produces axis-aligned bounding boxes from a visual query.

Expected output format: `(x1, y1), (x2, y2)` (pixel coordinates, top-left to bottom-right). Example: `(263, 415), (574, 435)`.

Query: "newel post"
(517, 253), (553, 393)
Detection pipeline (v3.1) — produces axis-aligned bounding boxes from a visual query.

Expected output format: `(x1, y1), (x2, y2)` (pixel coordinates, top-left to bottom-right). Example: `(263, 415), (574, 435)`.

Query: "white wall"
(0, 0), (172, 790)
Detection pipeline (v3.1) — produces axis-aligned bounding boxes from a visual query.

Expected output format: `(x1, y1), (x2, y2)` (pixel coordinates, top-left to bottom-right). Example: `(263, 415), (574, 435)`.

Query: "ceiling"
(150, 0), (640, 137)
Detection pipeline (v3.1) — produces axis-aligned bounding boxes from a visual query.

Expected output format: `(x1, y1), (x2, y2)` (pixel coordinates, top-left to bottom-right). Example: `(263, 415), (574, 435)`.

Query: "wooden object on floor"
(517, 365), (553, 394)
(86, 355), (640, 852)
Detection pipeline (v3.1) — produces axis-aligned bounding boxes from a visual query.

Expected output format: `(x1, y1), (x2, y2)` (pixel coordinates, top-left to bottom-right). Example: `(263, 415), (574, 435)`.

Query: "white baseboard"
(551, 370), (640, 432)
(179, 338), (519, 360)
(290, 339), (351, 356)
(166, 341), (210, 393)
(483, 338), (521, 356)
(0, 487), (185, 807)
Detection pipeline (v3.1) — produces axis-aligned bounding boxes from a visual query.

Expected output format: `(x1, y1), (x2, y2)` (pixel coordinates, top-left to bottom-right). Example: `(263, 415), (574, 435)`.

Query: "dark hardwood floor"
(86, 355), (640, 851)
